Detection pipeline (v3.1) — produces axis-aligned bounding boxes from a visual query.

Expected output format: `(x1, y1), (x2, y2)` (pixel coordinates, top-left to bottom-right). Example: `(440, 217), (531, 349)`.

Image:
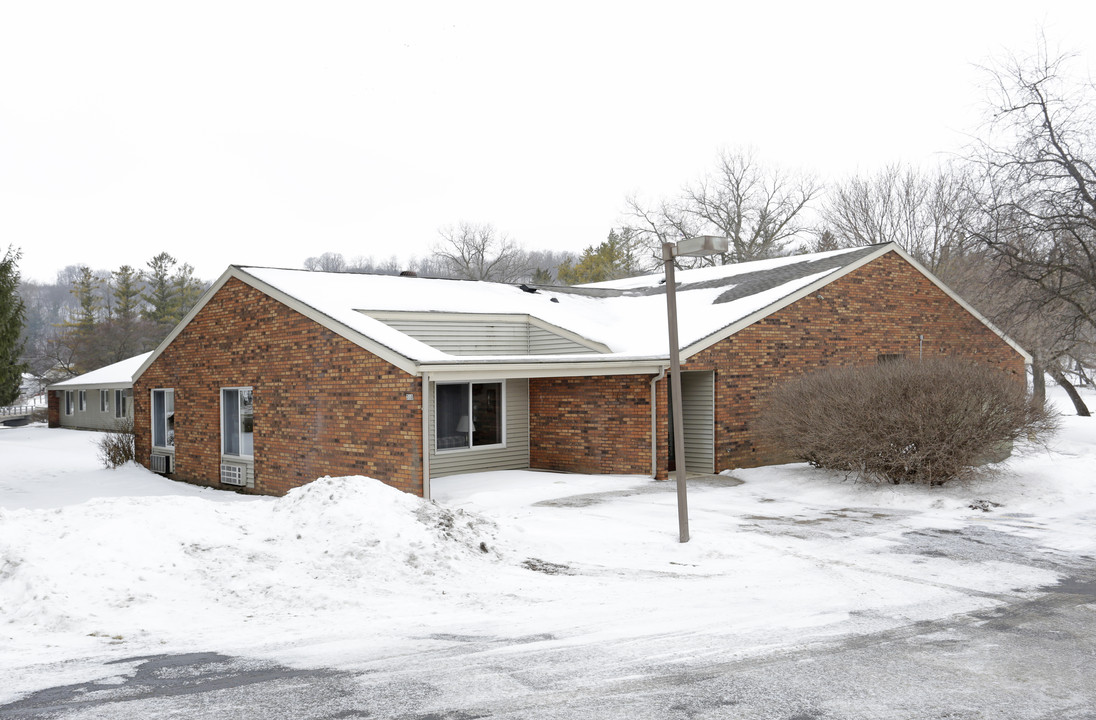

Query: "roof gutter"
(419, 360), (667, 381)
(650, 366), (667, 478)
(421, 371), (431, 501)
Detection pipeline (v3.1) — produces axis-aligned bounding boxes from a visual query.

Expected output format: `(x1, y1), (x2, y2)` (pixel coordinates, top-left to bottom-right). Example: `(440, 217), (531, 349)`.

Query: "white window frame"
(100, 389), (109, 413)
(64, 391), (74, 416)
(221, 387), (254, 459)
(435, 380), (506, 453)
(114, 389), (128, 419)
(78, 390), (86, 412)
(151, 388), (175, 450)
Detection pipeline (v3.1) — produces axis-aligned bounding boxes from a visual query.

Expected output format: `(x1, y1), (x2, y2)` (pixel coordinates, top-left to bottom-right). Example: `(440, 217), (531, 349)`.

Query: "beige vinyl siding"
(681, 371), (715, 474)
(55, 387), (132, 431)
(528, 326), (597, 354)
(369, 314), (604, 356)
(429, 378), (530, 478)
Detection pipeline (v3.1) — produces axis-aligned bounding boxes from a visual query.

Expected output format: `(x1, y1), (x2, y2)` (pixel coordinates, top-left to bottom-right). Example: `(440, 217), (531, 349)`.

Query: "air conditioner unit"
(220, 463), (245, 486)
(150, 453), (173, 474)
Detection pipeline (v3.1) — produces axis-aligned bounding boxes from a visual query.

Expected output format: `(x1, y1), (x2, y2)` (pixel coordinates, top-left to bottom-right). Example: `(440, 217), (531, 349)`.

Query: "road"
(4, 524), (1095, 720)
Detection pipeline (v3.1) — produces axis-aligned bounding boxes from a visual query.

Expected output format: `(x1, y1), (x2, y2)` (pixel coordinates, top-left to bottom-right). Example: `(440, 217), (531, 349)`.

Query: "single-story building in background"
(47, 352), (150, 431)
(131, 243), (1030, 498)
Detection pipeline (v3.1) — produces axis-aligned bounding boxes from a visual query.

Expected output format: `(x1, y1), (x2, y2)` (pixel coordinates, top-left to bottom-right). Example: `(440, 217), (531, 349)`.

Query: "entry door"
(680, 370), (715, 474)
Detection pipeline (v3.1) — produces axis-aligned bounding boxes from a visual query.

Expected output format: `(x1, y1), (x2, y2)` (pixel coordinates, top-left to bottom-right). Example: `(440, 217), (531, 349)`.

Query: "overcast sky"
(3, 1), (1094, 284)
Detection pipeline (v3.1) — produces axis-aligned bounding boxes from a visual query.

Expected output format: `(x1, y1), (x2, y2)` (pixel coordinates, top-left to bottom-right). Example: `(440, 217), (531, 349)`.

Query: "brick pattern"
(134, 277), (423, 496)
(48, 390), (60, 428)
(686, 251), (1026, 469)
(529, 375), (655, 475)
(530, 252), (1027, 478)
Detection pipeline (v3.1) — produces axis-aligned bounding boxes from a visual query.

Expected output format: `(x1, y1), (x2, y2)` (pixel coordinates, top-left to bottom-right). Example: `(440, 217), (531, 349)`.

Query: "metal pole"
(663, 242), (690, 543)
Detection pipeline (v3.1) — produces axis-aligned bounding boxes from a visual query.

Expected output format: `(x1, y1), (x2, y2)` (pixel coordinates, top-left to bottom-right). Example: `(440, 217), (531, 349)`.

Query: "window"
(115, 390), (128, 418)
(436, 381), (503, 451)
(64, 391), (74, 416)
(151, 389), (175, 449)
(222, 388), (254, 457)
(78, 390), (87, 412)
(100, 390), (109, 413)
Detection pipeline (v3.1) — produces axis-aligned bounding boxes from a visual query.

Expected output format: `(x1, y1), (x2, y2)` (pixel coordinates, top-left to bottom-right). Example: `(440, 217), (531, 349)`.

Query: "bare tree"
(344, 255), (403, 275)
(966, 43), (1096, 405)
(625, 148), (821, 269)
(819, 163), (978, 279)
(947, 250), (1090, 414)
(432, 222), (530, 282)
(304, 252), (348, 273)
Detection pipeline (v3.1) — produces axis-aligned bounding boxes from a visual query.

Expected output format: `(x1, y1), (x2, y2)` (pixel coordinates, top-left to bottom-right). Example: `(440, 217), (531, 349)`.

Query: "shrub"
(96, 417), (135, 469)
(757, 357), (1057, 485)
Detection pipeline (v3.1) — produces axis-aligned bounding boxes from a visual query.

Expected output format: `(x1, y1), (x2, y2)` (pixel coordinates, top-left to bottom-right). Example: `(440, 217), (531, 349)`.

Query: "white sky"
(3, 1), (1095, 283)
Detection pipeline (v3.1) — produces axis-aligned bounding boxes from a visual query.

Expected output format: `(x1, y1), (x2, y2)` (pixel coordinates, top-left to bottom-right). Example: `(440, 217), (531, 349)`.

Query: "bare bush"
(758, 358), (1056, 485)
(96, 417), (135, 469)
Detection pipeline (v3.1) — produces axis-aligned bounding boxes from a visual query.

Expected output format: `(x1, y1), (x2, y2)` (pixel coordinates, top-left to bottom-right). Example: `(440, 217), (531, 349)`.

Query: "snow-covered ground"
(0, 386), (1093, 706)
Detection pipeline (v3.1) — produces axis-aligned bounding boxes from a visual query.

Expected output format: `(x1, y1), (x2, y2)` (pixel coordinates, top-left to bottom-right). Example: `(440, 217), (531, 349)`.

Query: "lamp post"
(663, 235), (729, 543)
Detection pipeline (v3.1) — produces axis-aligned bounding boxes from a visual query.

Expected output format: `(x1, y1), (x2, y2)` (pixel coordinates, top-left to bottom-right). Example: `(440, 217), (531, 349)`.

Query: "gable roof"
(133, 243), (1031, 381)
(47, 352), (153, 391)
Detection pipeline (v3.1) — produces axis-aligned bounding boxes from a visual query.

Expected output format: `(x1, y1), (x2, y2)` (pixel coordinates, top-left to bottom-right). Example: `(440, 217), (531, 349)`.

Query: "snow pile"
(1, 388), (1093, 702)
(0, 475), (498, 653)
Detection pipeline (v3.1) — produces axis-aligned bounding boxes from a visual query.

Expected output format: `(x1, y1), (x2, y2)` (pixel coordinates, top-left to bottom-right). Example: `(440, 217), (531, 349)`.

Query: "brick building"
(131, 243), (1030, 498)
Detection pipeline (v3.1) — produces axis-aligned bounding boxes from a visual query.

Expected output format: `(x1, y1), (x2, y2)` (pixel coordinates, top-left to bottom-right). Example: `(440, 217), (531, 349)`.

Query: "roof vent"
(399, 270), (418, 277)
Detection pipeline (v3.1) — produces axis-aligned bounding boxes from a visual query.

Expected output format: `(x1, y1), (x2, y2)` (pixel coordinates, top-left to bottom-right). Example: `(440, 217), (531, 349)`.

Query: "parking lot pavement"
(4, 532), (1094, 720)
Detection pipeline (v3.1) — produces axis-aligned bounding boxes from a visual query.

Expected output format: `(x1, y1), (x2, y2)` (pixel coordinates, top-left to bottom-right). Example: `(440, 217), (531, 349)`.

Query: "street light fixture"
(662, 235), (729, 543)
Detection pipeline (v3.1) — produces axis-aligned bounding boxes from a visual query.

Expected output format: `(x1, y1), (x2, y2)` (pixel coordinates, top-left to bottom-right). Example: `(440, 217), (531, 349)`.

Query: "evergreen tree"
(530, 268), (554, 285)
(99, 264), (155, 364)
(1, 246), (28, 405)
(170, 262), (206, 324)
(557, 229), (643, 285)
(66, 266), (101, 331)
(141, 252), (178, 326)
(111, 265), (143, 321)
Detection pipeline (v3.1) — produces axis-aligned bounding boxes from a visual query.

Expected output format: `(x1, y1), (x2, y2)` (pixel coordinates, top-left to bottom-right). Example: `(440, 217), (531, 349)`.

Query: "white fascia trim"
(133, 266), (236, 382)
(133, 267), (423, 381)
(234, 272), (421, 375)
(680, 244), (895, 360)
(422, 360), (667, 382)
(678, 243), (1033, 365)
(885, 245), (1034, 364)
(46, 380), (133, 392)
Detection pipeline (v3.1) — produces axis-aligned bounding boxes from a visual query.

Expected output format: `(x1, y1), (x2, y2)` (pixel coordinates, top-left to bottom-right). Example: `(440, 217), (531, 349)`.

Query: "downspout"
(650, 366), (667, 479)
(421, 372), (431, 500)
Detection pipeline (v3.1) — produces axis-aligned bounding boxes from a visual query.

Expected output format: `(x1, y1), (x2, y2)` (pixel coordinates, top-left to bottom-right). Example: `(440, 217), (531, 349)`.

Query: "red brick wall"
(48, 390), (60, 427)
(529, 375), (656, 475)
(683, 251), (1027, 469)
(528, 251), (1027, 478)
(134, 277), (424, 496)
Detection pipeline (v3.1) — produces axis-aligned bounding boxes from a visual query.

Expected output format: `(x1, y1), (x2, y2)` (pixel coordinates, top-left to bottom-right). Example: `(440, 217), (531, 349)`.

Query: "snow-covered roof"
(48, 352), (153, 390)
(133, 243), (1031, 381)
(215, 244), (889, 373)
